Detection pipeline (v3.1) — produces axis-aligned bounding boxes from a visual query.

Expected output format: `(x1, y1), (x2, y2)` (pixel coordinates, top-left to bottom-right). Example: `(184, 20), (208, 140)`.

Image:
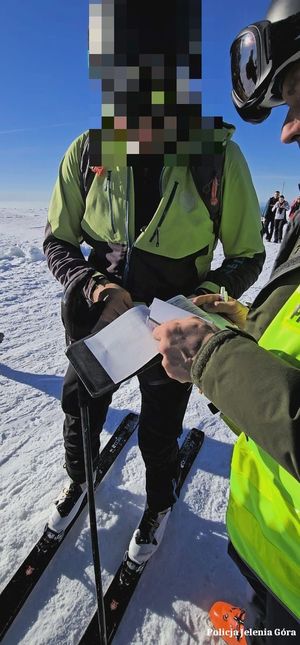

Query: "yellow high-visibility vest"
(227, 286), (300, 620)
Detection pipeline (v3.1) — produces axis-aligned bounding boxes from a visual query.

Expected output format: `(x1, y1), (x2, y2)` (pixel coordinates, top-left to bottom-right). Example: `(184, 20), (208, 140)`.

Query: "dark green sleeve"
(191, 334), (300, 481)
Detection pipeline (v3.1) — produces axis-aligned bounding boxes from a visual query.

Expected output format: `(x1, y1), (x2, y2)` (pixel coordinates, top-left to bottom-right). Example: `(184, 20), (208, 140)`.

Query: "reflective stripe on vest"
(227, 285), (300, 620)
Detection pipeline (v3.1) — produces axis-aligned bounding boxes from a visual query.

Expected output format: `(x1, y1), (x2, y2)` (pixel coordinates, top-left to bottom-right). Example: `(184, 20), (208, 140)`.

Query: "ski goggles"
(230, 12), (300, 123)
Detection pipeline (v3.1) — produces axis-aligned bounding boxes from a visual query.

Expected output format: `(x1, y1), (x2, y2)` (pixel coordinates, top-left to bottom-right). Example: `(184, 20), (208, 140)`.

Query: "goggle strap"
(271, 11), (300, 45)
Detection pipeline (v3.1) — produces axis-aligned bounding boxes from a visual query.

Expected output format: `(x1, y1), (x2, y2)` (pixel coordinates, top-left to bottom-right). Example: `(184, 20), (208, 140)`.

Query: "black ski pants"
(273, 219), (285, 243)
(264, 214), (275, 241)
(62, 361), (192, 511)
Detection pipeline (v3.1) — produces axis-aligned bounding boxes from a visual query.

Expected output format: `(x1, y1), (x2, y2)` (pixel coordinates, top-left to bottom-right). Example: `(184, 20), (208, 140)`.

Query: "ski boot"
(119, 552), (146, 587)
(119, 505), (172, 585)
(127, 505), (172, 565)
(45, 478), (89, 538)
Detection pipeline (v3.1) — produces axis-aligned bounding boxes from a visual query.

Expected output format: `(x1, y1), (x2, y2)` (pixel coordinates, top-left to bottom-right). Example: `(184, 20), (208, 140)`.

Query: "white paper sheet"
(150, 295), (232, 330)
(84, 305), (158, 383)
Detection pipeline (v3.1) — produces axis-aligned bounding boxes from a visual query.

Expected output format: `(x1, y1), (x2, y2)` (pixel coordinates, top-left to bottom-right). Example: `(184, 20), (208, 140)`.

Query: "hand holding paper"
(83, 295), (233, 384)
(152, 317), (216, 383)
(192, 293), (249, 329)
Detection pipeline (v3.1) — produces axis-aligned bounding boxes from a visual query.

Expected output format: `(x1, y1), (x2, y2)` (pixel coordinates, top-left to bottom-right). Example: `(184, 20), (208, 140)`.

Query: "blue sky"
(0, 0), (299, 207)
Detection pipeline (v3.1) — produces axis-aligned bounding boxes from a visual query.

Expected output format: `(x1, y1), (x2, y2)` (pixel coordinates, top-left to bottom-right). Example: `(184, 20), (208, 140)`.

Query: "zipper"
(159, 167), (164, 198)
(105, 170), (116, 234)
(149, 180), (179, 247)
(123, 167), (132, 286)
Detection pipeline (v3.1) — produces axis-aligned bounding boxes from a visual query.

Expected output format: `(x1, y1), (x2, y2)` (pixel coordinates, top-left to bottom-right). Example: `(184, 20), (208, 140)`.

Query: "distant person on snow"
(289, 195), (300, 220)
(153, 0), (300, 643)
(263, 189), (280, 240)
(43, 0), (265, 574)
(272, 194), (290, 242)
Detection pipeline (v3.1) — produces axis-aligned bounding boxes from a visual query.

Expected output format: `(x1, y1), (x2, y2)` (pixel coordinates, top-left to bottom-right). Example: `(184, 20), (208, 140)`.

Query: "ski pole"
(78, 381), (107, 645)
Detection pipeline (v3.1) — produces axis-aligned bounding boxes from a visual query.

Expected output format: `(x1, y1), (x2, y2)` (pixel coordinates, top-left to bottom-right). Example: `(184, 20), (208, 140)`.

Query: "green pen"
(220, 286), (229, 302)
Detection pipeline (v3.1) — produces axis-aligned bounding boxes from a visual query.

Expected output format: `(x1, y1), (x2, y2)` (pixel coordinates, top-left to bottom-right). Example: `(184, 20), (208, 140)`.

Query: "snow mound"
(2, 245), (26, 260)
(25, 246), (45, 262)
(0, 244), (44, 264)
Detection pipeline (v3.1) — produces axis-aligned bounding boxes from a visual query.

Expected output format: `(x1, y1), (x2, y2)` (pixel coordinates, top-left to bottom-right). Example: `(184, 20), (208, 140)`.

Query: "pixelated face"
(89, 0), (223, 165)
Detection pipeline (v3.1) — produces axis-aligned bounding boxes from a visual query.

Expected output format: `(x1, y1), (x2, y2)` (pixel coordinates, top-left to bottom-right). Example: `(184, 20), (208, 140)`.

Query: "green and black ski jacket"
(44, 128), (265, 305)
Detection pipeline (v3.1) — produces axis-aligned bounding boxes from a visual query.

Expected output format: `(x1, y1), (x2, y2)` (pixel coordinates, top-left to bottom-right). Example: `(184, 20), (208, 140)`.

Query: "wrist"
(92, 283), (107, 303)
(83, 275), (109, 303)
(92, 281), (126, 303)
(201, 331), (216, 347)
(91, 279), (116, 303)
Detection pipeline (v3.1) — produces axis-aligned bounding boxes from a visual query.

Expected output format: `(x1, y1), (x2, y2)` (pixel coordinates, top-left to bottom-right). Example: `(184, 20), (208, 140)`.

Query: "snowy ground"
(0, 208), (276, 645)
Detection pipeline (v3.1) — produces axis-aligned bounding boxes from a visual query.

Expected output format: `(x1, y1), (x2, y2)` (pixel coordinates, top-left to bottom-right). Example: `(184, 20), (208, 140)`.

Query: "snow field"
(0, 208), (274, 644)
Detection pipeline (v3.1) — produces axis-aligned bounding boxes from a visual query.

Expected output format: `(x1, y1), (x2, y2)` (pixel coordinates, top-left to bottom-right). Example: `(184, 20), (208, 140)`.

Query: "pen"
(220, 286), (229, 302)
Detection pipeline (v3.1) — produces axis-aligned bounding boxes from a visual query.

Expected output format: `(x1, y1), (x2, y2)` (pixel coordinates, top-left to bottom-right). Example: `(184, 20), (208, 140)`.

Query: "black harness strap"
(79, 136), (95, 200)
(190, 152), (225, 238)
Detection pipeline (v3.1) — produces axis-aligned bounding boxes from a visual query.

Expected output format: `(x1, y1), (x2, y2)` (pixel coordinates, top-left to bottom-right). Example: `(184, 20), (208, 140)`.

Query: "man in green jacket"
(43, 1), (264, 568)
(154, 0), (300, 642)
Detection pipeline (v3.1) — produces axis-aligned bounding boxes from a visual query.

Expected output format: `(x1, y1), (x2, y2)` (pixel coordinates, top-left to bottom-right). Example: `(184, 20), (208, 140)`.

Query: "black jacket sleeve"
(43, 224), (97, 291)
(43, 133), (105, 296)
(201, 251), (266, 299)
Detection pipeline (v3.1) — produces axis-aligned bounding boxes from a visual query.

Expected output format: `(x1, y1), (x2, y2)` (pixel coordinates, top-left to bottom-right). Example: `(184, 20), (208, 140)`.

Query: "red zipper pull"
(210, 176), (219, 206)
(90, 166), (105, 176)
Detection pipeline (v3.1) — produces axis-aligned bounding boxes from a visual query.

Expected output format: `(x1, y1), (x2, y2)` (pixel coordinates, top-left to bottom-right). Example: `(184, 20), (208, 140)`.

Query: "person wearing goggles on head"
(230, 0), (300, 138)
(153, 1), (300, 643)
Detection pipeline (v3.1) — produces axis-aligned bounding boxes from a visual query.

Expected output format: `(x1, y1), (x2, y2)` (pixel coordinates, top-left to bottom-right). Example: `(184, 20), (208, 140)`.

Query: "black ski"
(80, 427), (205, 645)
(0, 412), (139, 640)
